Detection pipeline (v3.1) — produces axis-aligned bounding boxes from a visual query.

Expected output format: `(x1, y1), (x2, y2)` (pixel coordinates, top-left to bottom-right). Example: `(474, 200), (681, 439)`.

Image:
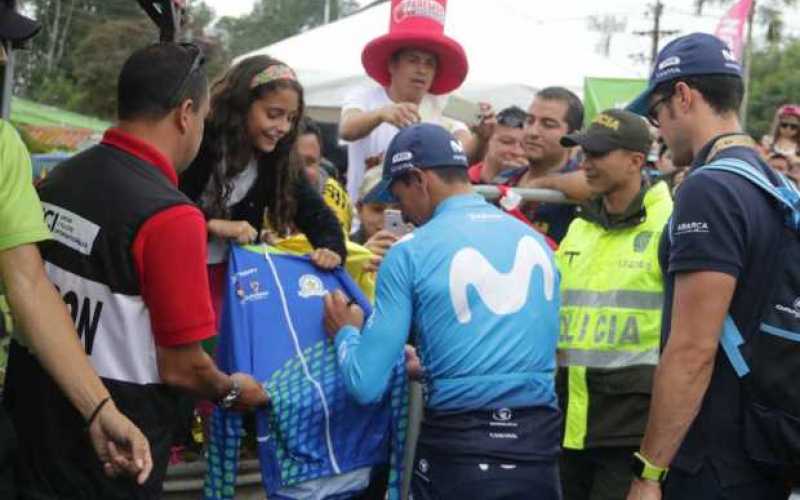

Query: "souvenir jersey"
(204, 244), (407, 500)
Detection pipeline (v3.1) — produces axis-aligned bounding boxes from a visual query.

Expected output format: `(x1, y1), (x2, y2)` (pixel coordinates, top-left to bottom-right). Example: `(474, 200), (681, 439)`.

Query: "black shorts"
(411, 453), (561, 500)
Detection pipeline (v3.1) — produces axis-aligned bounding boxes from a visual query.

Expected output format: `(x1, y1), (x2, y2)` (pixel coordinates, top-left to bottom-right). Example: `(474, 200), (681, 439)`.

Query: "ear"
(175, 98), (195, 134)
(673, 81), (694, 114)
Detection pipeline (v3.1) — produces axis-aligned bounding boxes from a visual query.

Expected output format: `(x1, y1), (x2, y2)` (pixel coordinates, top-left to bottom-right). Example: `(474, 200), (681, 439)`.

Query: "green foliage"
(216, 0), (361, 58)
(746, 37), (800, 138)
(12, 0), (360, 119)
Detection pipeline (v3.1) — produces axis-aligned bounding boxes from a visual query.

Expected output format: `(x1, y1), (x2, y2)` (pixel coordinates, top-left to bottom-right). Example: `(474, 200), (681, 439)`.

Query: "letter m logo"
(449, 236), (556, 324)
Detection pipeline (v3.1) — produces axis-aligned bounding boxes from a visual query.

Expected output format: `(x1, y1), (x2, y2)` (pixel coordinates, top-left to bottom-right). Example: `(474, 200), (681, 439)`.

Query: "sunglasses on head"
(166, 43), (206, 107)
(780, 122), (799, 131)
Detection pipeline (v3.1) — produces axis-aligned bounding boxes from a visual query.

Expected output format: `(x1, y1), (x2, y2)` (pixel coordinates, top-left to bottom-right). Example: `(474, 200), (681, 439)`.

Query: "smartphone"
(384, 209), (411, 236)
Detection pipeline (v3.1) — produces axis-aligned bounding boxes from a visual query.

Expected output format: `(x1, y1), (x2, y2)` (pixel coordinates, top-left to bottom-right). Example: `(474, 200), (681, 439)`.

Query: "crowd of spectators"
(3, 0), (800, 499)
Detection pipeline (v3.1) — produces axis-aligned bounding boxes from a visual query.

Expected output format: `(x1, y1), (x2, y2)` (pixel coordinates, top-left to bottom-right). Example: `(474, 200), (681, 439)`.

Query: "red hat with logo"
(361, 0), (468, 95)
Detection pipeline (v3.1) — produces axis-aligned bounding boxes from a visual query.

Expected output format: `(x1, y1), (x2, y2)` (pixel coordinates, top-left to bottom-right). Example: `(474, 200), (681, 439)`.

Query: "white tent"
(236, 0), (717, 123)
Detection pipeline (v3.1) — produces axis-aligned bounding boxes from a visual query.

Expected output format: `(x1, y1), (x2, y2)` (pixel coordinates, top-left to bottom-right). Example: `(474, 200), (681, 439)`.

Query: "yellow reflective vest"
(555, 181), (673, 450)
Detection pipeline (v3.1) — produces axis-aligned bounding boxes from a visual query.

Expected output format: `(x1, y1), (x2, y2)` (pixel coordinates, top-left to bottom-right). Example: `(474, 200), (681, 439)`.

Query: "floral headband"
(250, 64), (297, 89)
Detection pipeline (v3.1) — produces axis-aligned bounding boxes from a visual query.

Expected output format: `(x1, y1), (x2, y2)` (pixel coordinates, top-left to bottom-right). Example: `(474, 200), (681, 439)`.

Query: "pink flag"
(714, 0), (753, 61)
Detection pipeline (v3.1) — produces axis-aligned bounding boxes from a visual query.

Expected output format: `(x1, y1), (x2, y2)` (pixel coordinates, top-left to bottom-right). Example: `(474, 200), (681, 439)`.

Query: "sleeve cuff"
(334, 324), (361, 348)
(669, 259), (740, 279)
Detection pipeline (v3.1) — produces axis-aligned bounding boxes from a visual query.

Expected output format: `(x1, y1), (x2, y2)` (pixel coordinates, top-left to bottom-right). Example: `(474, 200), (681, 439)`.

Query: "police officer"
(625, 33), (789, 500)
(555, 109), (672, 500)
(324, 123), (562, 499)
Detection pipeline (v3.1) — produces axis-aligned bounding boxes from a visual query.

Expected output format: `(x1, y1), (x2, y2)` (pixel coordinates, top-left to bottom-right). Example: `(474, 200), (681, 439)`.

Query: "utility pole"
(740, 0), (756, 127)
(634, 1), (680, 67)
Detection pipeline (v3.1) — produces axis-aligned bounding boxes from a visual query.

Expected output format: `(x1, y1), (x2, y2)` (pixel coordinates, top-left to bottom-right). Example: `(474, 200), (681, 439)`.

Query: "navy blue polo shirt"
(658, 134), (784, 486)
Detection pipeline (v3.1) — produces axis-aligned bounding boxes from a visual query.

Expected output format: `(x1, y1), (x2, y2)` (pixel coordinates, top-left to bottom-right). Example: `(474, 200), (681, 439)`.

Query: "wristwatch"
(631, 451), (668, 483)
(218, 377), (242, 409)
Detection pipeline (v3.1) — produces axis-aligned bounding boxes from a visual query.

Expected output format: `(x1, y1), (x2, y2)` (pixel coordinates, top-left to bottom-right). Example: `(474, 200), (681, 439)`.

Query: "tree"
(745, 38), (800, 139)
(70, 18), (158, 119)
(217, 0), (361, 59)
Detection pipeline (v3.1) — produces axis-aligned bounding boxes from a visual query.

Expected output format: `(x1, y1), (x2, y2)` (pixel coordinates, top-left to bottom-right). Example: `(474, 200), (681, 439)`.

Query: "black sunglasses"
(166, 43), (205, 107)
(646, 93), (673, 128)
(780, 122), (799, 131)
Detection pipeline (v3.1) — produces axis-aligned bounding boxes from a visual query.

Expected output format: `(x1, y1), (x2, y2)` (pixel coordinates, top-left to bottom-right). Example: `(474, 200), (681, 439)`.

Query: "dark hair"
(535, 86), (584, 133)
(652, 75), (744, 116)
(395, 166), (469, 187)
(300, 116), (323, 146)
(496, 106), (528, 129)
(184, 55), (305, 234)
(118, 43), (208, 121)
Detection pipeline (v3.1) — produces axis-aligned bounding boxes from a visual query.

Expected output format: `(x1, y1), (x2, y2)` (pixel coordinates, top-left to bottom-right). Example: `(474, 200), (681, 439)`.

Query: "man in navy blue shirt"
(625, 34), (789, 500)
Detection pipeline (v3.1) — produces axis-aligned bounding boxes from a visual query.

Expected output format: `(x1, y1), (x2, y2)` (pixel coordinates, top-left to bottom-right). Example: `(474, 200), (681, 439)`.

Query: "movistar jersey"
(205, 245), (408, 500)
(335, 194), (561, 413)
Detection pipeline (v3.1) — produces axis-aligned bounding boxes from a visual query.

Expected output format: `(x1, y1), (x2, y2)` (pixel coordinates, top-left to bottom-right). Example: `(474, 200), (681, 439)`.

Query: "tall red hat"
(361, 0), (468, 95)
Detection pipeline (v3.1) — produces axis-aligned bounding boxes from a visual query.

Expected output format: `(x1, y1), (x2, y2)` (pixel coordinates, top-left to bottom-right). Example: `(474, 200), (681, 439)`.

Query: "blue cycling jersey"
(335, 194), (561, 413)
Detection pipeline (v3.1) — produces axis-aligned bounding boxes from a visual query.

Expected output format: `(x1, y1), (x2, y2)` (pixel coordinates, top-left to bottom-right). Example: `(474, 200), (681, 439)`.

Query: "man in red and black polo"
(4, 43), (267, 499)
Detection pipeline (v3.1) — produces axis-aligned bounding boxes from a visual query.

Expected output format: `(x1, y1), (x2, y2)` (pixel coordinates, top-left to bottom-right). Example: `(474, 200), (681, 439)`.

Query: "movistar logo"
(449, 236), (556, 324)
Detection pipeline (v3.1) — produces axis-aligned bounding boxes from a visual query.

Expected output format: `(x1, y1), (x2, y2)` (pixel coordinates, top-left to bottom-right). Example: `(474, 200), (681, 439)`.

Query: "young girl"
(763, 104), (800, 158)
(180, 55), (346, 317)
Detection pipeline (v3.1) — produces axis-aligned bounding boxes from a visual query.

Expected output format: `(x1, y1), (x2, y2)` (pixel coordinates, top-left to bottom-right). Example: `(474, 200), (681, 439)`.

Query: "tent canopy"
(236, 0), (647, 122)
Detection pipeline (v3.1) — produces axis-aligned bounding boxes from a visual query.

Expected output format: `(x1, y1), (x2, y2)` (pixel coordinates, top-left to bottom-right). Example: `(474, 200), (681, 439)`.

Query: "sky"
(204, 0), (799, 38)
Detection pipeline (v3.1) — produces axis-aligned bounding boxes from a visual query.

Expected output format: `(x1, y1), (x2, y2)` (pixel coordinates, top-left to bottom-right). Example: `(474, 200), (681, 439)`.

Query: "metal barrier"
(473, 185), (576, 205)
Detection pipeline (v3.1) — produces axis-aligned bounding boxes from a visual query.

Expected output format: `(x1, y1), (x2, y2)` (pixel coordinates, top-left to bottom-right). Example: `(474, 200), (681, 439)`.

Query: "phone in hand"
(383, 209), (411, 236)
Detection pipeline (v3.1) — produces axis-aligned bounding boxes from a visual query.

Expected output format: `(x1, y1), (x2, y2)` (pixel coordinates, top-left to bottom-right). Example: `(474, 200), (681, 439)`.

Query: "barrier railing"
(473, 185), (576, 205)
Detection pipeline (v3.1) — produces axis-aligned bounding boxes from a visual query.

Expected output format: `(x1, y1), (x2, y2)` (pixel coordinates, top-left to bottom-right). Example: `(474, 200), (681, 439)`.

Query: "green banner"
(583, 77), (647, 127)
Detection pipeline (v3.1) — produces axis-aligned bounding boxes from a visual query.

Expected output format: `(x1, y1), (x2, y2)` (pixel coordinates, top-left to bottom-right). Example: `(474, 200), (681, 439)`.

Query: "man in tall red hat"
(339, 0), (492, 202)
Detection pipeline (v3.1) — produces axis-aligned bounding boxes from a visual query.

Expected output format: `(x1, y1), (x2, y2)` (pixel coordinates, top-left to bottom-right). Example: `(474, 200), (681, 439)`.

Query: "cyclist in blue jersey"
(324, 123), (563, 500)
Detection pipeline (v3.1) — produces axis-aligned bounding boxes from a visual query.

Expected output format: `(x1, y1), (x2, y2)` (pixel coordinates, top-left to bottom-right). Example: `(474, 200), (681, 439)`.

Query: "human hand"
(310, 248), (342, 270)
(208, 219), (258, 245)
(364, 255), (383, 274)
(380, 103), (421, 128)
(364, 230), (399, 258)
(323, 290), (365, 338)
(474, 102), (496, 141)
(626, 479), (662, 500)
(88, 401), (153, 485)
(404, 345), (424, 381)
(230, 373), (269, 410)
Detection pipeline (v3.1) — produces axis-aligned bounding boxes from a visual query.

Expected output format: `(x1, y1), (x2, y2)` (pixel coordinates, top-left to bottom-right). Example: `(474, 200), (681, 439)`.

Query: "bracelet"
(86, 397), (111, 429)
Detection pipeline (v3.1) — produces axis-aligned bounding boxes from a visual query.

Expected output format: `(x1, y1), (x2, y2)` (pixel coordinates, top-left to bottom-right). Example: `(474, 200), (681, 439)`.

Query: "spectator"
(468, 106), (528, 184)
(767, 151), (791, 175)
(339, 0), (493, 202)
(4, 43), (267, 499)
(324, 123), (562, 499)
(653, 141), (689, 194)
(556, 109), (673, 500)
(626, 33), (789, 500)
(762, 104), (800, 157)
(298, 116), (340, 187)
(508, 87), (590, 243)
(350, 166), (400, 273)
(298, 117), (353, 235)
(179, 55), (346, 323)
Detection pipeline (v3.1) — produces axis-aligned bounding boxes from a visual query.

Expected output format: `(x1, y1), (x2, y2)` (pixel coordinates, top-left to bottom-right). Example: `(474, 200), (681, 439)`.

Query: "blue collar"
(432, 193), (487, 219)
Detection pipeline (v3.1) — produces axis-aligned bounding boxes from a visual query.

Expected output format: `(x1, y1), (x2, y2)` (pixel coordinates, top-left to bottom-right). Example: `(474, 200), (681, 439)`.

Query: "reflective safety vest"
(555, 181), (673, 450)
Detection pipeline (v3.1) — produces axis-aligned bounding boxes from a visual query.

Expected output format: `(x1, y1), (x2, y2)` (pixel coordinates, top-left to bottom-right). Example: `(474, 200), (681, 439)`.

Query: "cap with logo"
(627, 32), (743, 116)
(561, 109), (652, 154)
(363, 123), (468, 203)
